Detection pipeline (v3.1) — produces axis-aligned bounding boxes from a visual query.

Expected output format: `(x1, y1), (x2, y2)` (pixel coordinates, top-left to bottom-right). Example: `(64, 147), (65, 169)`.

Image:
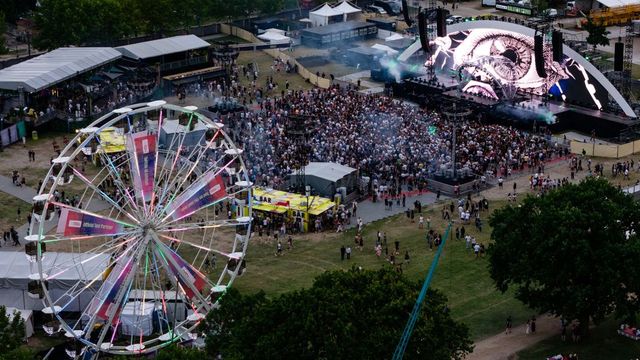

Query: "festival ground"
(2, 122), (640, 359)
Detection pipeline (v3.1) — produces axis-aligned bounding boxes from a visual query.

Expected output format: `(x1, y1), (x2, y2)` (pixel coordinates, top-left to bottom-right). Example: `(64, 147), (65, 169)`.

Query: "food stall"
(250, 187), (336, 232)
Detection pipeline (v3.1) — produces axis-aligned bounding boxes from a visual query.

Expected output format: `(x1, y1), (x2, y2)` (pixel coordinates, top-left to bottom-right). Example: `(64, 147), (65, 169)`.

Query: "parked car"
(368, 5), (388, 14)
(446, 15), (464, 24)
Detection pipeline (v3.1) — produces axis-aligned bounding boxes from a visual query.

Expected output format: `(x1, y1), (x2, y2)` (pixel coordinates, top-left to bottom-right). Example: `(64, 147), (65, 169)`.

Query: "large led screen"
(426, 29), (608, 110)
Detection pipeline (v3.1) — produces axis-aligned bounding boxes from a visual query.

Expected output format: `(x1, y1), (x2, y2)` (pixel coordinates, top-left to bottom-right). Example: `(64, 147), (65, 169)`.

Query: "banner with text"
(165, 172), (226, 221)
(127, 132), (157, 202)
(56, 208), (125, 236)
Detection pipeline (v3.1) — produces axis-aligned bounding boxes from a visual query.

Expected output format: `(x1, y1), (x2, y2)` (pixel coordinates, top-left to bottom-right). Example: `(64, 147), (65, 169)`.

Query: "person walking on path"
(531, 316), (537, 334)
(525, 319), (531, 335)
(505, 315), (512, 334)
(11, 227), (19, 246)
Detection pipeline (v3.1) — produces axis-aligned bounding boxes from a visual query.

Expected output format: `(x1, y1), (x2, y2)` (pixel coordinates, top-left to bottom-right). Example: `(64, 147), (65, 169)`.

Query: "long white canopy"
(596, 0), (640, 7)
(0, 47), (121, 92)
(115, 35), (210, 60)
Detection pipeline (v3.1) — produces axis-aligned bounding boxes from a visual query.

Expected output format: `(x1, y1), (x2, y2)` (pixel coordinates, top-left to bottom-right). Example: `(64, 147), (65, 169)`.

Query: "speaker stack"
(402, 0), (412, 26)
(534, 34), (547, 78)
(614, 41), (624, 71)
(418, 10), (430, 53)
(552, 31), (563, 62)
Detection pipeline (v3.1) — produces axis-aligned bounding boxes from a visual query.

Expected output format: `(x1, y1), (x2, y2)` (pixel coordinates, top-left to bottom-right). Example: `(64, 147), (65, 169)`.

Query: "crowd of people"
(214, 85), (566, 196)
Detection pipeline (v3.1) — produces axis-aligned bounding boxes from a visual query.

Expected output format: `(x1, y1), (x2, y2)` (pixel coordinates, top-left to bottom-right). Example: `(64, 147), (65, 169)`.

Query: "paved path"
(347, 191), (445, 229)
(0, 174), (110, 250)
(468, 314), (559, 360)
(0, 174), (37, 203)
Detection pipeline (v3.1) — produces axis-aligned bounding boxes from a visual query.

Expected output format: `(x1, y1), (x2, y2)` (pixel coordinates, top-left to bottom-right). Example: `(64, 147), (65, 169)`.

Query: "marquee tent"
(115, 35), (210, 60)
(159, 119), (209, 150)
(309, 3), (343, 26)
(0, 47), (121, 92)
(0, 251), (109, 311)
(6, 307), (34, 338)
(258, 29), (291, 43)
(333, 1), (362, 21)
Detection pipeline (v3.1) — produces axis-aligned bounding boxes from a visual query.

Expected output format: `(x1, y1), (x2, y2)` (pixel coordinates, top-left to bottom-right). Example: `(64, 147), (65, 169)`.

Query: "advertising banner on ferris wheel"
(88, 255), (134, 324)
(165, 172), (227, 221)
(56, 208), (125, 236)
(157, 242), (207, 300)
(127, 132), (157, 203)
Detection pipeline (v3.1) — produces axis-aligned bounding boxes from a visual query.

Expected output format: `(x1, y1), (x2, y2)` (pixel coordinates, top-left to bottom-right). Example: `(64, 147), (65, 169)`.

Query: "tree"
(531, 0), (549, 17)
(488, 177), (640, 336)
(199, 268), (473, 360)
(33, 0), (87, 49)
(0, 0), (37, 23)
(256, 0), (285, 16)
(0, 305), (26, 353)
(584, 16), (610, 52)
(155, 344), (205, 360)
(0, 11), (8, 55)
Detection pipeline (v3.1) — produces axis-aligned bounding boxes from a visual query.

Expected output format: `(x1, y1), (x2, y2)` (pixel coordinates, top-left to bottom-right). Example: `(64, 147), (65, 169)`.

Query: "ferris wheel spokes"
(156, 218), (250, 233)
(70, 167), (141, 225)
(35, 103), (252, 356)
(93, 145), (143, 219)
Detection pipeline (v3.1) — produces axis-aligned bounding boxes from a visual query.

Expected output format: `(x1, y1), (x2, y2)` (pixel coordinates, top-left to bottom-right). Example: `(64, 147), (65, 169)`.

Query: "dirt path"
(467, 314), (559, 360)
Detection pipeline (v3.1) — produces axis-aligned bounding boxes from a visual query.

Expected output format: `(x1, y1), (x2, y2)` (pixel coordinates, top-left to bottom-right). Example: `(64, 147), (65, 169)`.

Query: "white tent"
(372, 43), (399, 55)
(0, 47), (121, 92)
(6, 307), (34, 338)
(596, 0), (640, 7)
(385, 33), (405, 41)
(159, 119), (209, 150)
(115, 35), (210, 60)
(120, 301), (155, 336)
(309, 3), (343, 27)
(0, 251), (108, 311)
(258, 30), (291, 44)
(333, 1), (362, 22)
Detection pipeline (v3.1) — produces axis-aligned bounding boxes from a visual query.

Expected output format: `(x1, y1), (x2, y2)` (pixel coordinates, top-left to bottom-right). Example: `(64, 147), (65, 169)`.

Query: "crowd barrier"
(220, 24), (331, 89)
(570, 139), (640, 158)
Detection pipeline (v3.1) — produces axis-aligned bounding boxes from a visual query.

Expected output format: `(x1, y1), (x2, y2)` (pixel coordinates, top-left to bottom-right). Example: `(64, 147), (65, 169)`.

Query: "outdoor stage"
(398, 74), (640, 141)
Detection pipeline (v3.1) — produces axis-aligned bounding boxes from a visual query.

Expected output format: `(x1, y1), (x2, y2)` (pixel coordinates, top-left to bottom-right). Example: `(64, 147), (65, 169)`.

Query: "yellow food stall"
(249, 187), (336, 232)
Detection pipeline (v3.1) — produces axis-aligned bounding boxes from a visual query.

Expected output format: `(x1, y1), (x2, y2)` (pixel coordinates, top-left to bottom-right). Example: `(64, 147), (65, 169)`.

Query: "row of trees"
(33, 0), (289, 50)
(198, 268), (473, 359)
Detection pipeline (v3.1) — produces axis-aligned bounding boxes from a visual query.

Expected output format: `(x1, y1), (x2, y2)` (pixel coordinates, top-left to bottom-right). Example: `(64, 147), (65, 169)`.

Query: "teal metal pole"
(392, 222), (452, 360)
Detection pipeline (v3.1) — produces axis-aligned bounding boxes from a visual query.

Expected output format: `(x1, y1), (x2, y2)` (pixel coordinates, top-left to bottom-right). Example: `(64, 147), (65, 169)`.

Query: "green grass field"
(0, 191), (29, 232)
(236, 51), (314, 93)
(232, 199), (532, 340)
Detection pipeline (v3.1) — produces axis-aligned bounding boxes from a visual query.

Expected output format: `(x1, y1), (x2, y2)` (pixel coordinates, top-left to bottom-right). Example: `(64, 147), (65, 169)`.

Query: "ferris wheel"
(25, 101), (252, 357)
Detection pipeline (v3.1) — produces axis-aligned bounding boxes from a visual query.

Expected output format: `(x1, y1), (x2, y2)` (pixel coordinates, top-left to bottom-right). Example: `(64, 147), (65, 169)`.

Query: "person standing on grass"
(404, 250), (410, 264)
(346, 246), (351, 260)
(340, 245), (346, 261)
(419, 214), (424, 228)
(276, 241), (283, 256)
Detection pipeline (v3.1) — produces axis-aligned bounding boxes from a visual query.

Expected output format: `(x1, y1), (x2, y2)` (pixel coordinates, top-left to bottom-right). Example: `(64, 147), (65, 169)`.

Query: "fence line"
(570, 139), (640, 158)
